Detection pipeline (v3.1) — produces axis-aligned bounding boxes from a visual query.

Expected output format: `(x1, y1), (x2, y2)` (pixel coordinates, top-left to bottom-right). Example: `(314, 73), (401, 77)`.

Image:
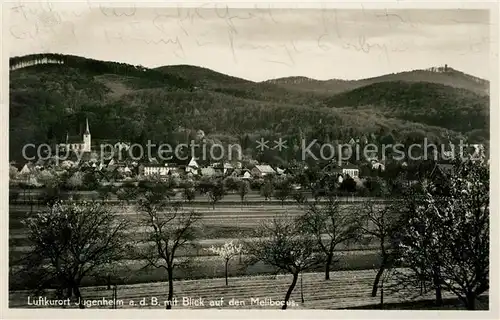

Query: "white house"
(371, 160), (385, 172)
(276, 167), (286, 175)
(142, 164), (169, 176)
(341, 164), (359, 178)
(242, 170), (252, 179)
(251, 165), (276, 177)
(186, 157), (200, 175)
(211, 162), (234, 175)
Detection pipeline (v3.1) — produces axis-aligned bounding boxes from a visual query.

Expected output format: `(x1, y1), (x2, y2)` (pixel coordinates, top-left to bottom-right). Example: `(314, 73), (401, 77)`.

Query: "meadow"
(9, 199), (383, 288)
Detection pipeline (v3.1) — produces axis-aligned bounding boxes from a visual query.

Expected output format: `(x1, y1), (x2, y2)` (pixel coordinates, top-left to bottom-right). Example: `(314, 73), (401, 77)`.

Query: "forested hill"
(9, 54), (489, 164)
(266, 67), (489, 96)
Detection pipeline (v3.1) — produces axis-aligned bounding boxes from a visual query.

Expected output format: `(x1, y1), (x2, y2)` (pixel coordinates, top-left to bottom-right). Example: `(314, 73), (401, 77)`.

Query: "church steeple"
(84, 118), (90, 135)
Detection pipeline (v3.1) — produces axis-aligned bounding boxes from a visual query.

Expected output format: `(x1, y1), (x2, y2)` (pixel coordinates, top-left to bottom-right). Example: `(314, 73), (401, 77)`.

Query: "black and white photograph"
(4, 1), (497, 316)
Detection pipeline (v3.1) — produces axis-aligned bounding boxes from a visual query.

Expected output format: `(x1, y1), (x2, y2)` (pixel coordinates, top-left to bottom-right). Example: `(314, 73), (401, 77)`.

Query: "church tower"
(83, 118), (91, 152)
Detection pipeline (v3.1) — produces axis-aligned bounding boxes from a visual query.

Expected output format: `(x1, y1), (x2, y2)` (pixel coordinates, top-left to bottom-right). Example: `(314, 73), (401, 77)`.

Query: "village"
(9, 118), (477, 200)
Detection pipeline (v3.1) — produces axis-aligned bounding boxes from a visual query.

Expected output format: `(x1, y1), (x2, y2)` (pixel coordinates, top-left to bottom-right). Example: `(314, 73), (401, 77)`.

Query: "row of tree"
(17, 155), (489, 310)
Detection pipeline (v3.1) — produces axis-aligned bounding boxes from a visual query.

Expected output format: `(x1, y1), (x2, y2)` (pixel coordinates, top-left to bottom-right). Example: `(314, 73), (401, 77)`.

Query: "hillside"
(324, 81), (489, 135)
(9, 54), (489, 164)
(266, 67), (489, 96)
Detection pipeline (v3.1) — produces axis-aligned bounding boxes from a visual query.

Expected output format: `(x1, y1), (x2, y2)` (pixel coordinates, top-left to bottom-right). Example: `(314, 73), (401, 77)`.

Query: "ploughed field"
(9, 201), (385, 289)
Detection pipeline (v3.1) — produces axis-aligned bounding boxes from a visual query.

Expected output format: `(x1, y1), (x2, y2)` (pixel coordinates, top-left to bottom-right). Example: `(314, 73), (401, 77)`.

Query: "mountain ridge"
(9, 53), (489, 164)
(10, 53), (488, 88)
(265, 66), (489, 96)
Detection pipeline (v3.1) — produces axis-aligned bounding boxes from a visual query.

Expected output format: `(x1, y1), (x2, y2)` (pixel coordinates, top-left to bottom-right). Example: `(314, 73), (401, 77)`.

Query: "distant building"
(200, 167), (216, 177)
(58, 118), (92, 152)
(140, 164), (170, 176)
(431, 163), (454, 178)
(19, 162), (36, 176)
(186, 157), (200, 175)
(251, 165), (276, 177)
(341, 163), (360, 178)
(276, 167), (286, 175)
(242, 171), (252, 179)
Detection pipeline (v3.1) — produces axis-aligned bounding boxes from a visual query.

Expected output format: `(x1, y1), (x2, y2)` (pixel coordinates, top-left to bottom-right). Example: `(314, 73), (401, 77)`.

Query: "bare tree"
(273, 178), (292, 206)
(300, 197), (362, 280)
(207, 178), (225, 209)
(238, 180), (250, 205)
(22, 200), (128, 308)
(136, 191), (201, 309)
(246, 215), (321, 309)
(361, 199), (401, 297)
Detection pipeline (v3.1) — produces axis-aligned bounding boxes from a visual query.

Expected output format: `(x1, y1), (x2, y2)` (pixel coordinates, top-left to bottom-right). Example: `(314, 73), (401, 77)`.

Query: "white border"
(1, 1), (498, 319)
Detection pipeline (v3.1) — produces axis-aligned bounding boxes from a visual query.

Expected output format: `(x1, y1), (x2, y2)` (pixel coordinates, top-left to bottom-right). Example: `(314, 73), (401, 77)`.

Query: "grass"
(9, 200), (384, 290)
(9, 250), (382, 289)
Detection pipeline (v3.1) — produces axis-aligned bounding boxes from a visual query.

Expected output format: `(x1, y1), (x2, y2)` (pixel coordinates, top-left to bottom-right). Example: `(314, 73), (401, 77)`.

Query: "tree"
(207, 179), (225, 209)
(82, 171), (99, 190)
(397, 157), (489, 310)
(223, 176), (240, 192)
(65, 171), (84, 190)
(97, 184), (115, 201)
(339, 176), (357, 194)
(182, 187), (196, 202)
(9, 165), (19, 179)
(9, 189), (20, 202)
(361, 199), (401, 297)
(22, 201), (128, 308)
(393, 182), (446, 306)
(238, 180), (250, 204)
(136, 192), (201, 309)
(207, 241), (244, 286)
(246, 215), (321, 309)
(115, 187), (139, 204)
(291, 190), (306, 205)
(260, 180), (274, 200)
(273, 179), (293, 206)
(300, 196), (362, 280)
(37, 169), (58, 188)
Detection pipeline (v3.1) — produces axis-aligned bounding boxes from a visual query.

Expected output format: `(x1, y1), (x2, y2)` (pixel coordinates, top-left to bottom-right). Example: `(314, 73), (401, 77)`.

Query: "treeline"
(10, 53), (193, 90)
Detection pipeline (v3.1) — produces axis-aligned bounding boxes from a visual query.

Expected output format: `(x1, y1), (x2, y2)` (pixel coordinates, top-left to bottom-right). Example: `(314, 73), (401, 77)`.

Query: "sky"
(7, 3), (493, 81)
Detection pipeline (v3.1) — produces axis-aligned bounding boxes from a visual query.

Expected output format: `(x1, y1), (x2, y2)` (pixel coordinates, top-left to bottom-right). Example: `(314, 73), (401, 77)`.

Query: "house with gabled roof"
(431, 163), (454, 178)
(185, 157), (200, 175)
(211, 162), (234, 175)
(276, 167), (286, 176)
(19, 162), (36, 176)
(242, 170), (252, 179)
(251, 165), (276, 178)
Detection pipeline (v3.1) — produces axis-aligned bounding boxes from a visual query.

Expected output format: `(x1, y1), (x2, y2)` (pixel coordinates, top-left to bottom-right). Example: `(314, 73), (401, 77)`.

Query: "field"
(9, 197), (486, 310)
(9, 199), (383, 287)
